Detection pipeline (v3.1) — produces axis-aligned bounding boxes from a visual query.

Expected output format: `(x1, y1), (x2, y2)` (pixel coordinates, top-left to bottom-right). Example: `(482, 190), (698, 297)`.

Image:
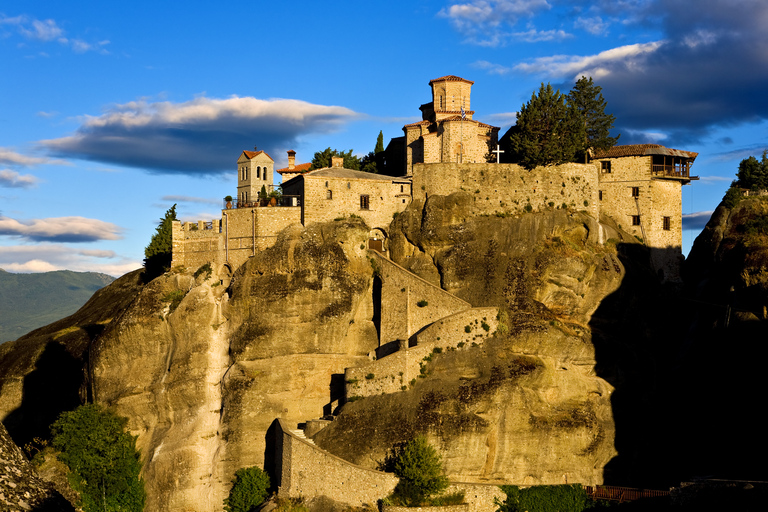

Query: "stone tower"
(237, 149), (274, 206)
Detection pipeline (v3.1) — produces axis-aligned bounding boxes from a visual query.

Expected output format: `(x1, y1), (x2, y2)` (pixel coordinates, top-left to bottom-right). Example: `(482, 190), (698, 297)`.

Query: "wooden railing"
(652, 165), (690, 178)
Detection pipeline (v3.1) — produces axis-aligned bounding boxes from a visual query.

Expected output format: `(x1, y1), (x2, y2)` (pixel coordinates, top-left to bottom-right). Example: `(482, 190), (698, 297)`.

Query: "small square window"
(601, 161), (611, 173)
(663, 217), (671, 231)
(631, 186), (640, 197)
(632, 215), (641, 226)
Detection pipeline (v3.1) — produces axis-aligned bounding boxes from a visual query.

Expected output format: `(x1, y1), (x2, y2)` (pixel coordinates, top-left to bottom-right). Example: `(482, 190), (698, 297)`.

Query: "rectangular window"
(631, 187), (640, 197)
(632, 215), (641, 226)
(599, 190), (603, 201)
(360, 195), (370, 210)
(663, 216), (671, 231)
(326, 190), (333, 200)
(601, 161), (611, 173)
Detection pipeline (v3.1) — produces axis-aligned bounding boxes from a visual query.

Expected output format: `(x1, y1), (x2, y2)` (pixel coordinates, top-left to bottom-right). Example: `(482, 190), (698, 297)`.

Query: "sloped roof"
(429, 75), (474, 85)
(276, 162), (312, 175)
(303, 167), (412, 182)
(439, 116), (497, 129)
(241, 150), (274, 161)
(593, 144), (698, 160)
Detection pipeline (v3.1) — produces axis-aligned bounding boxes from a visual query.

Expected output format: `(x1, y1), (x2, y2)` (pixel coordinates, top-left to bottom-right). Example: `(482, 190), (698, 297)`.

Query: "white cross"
(492, 145), (504, 163)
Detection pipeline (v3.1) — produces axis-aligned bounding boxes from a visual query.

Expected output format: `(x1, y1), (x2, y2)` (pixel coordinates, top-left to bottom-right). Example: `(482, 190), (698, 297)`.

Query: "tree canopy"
(224, 466), (270, 512)
(387, 435), (449, 506)
(510, 83), (584, 169)
(567, 76), (619, 160)
(309, 148), (360, 170)
(736, 150), (768, 190)
(51, 404), (145, 512)
(143, 204), (177, 280)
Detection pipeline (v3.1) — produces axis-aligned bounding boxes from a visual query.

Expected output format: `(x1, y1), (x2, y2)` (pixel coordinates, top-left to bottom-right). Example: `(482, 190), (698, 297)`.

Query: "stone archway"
(368, 228), (387, 253)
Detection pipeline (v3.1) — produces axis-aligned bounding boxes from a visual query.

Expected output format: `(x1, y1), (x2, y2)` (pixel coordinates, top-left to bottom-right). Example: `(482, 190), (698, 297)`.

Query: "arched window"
(257, 166), (261, 178)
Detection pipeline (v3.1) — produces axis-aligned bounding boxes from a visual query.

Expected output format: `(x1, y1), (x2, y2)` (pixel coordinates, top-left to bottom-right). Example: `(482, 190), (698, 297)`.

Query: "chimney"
(331, 156), (343, 168)
(287, 150), (296, 170)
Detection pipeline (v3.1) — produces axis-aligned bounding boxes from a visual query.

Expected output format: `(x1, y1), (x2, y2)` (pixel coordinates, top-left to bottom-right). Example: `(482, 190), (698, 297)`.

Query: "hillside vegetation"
(0, 269), (115, 343)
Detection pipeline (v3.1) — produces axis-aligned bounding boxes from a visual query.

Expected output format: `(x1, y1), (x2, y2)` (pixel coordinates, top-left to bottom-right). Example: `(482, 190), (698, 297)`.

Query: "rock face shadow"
(3, 341), (83, 449)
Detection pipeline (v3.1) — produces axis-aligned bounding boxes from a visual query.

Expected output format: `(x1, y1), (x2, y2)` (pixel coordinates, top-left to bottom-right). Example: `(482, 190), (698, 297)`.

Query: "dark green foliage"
(143, 204), (177, 280)
(386, 435), (449, 506)
(416, 300), (428, 307)
(567, 76), (619, 160)
(497, 484), (588, 512)
(0, 269), (114, 342)
(736, 150), (768, 190)
(162, 290), (186, 312)
(259, 185), (268, 200)
(223, 466), (270, 512)
(310, 147), (360, 170)
(361, 131), (387, 174)
(510, 83), (584, 169)
(194, 262), (213, 280)
(51, 404), (145, 512)
(722, 181), (743, 208)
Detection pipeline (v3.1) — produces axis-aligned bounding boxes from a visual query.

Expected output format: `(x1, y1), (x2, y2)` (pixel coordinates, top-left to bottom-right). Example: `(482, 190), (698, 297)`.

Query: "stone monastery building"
(171, 76), (697, 280)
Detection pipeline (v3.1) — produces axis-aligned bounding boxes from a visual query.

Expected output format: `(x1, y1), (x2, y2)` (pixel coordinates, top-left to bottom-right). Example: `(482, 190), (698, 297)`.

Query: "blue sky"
(1, 0), (766, 276)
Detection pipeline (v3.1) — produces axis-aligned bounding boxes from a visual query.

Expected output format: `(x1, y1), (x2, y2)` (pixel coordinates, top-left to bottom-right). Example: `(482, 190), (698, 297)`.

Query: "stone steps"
(289, 429), (316, 445)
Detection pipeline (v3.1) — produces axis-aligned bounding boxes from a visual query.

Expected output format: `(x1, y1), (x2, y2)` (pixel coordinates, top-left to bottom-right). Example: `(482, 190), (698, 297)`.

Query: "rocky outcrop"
(0, 421), (74, 511)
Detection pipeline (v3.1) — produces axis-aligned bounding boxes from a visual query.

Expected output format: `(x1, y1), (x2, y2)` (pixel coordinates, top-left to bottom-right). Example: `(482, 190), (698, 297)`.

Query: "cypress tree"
(510, 83), (583, 169)
(567, 76), (620, 160)
(143, 204), (177, 280)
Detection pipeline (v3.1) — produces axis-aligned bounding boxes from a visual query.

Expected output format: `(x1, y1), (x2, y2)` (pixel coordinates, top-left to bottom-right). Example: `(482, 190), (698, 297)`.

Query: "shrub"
(496, 484), (587, 512)
(464, 325), (472, 333)
(365, 373), (375, 380)
(224, 466), (270, 512)
(51, 404), (145, 512)
(162, 290), (186, 312)
(387, 436), (449, 506)
(416, 300), (428, 307)
(481, 321), (490, 332)
(194, 262), (213, 280)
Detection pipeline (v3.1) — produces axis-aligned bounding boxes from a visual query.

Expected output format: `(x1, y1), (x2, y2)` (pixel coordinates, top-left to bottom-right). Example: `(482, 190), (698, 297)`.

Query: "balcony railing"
(223, 195), (301, 209)
(652, 164), (691, 178)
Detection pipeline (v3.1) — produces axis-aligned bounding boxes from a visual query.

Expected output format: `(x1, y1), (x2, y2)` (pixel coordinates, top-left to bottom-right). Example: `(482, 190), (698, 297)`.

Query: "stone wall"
(171, 206), (301, 273)
(301, 175), (411, 231)
(273, 419), (398, 507)
(447, 483), (506, 512)
(412, 163), (599, 219)
(374, 252), (471, 345)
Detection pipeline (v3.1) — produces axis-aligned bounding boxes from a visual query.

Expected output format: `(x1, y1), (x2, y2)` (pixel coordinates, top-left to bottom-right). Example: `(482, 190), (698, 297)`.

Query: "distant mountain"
(0, 269), (115, 343)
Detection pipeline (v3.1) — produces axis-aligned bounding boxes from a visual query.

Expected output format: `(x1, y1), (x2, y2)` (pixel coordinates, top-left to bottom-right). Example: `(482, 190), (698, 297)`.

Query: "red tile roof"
(242, 150), (274, 161)
(593, 144), (697, 160)
(429, 75), (474, 85)
(276, 162), (312, 174)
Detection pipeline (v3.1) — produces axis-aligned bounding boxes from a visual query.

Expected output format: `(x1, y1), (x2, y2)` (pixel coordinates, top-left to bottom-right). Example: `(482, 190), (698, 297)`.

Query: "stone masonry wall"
(302, 176), (411, 232)
(275, 419), (398, 507)
(374, 252), (470, 345)
(412, 163), (599, 219)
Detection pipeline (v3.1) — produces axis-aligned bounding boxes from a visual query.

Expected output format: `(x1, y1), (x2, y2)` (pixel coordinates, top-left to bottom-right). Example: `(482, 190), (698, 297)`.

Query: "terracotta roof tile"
(593, 144), (697, 160)
(429, 75), (474, 85)
(242, 150), (274, 161)
(276, 162), (312, 174)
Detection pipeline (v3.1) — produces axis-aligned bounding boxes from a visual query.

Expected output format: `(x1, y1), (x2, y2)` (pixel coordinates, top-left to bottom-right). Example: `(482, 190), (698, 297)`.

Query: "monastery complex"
(172, 75), (698, 281)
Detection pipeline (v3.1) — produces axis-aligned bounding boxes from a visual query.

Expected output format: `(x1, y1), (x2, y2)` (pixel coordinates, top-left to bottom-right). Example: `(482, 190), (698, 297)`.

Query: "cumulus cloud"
(682, 211), (714, 231)
(0, 245), (139, 276)
(0, 14), (109, 54)
(497, 0), (768, 145)
(0, 215), (122, 243)
(0, 169), (39, 188)
(439, 0), (553, 46)
(41, 96), (360, 174)
(0, 148), (53, 167)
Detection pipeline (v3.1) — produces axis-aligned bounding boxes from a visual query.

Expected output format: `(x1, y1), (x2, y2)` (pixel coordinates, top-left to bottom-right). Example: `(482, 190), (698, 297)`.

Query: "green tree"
(361, 131), (387, 174)
(309, 147), (360, 170)
(224, 466), (271, 512)
(497, 485), (588, 512)
(51, 404), (145, 512)
(736, 150), (768, 190)
(510, 83), (584, 169)
(566, 76), (619, 161)
(389, 435), (449, 506)
(143, 204), (177, 280)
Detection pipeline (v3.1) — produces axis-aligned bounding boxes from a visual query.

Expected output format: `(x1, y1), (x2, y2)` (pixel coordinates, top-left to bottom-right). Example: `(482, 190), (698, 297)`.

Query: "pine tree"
(374, 130), (385, 154)
(361, 131), (387, 174)
(567, 76), (619, 160)
(510, 83), (584, 169)
(143, 204), (177, 280)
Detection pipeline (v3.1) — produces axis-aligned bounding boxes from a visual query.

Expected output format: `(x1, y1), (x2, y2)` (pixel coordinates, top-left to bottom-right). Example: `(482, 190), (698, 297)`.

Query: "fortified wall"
(412, 162), (600, 219)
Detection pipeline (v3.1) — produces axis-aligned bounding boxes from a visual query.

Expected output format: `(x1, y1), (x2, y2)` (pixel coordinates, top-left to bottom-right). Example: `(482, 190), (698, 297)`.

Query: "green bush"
(162, 290), (186, 312)
(51, 404), (145, 512)
(224, 466), (270, 512)
(194, 262), (213, 280)
(464, 325), (472, 333)
(386, 436), (450, 506)
(416, 300), (428, 307)
(497, 484), (588, 512)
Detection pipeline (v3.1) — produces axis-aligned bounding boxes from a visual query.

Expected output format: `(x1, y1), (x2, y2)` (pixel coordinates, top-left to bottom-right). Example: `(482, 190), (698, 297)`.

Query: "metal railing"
(586, 485), (669, 502)
(223, 195), (301, 209)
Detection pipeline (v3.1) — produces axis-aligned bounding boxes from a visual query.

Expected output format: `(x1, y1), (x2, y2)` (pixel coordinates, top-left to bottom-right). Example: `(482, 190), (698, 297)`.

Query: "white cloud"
(0, 215), (122, 242)
(697, 175), (732, 184)
(0, 14), (108, 53)
(682, 211), (714, 231)
(514, 41), (664, 79)
(574, 16), (611, 36)
(0, 169), (39, 188)
(41, 96), (360, 174)
(439, 0), (553, 46)
(0, 244), (139, 276)
(0, 148), (52, 167)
